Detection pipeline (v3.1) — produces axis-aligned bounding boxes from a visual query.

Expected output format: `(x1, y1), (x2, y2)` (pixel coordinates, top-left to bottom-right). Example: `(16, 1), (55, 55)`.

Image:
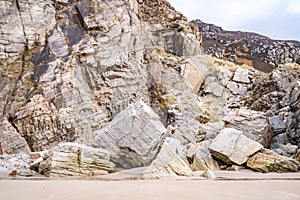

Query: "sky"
(168, 0), (300, 41)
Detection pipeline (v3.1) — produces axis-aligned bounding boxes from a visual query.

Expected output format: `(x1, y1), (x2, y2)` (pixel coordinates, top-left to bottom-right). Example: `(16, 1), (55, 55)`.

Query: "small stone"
(201, 169), (216, 179)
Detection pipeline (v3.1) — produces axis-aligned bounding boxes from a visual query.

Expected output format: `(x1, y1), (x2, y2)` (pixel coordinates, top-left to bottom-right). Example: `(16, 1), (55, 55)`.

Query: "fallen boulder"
(209, 128), (263, 165)
(224, 107), (272, 147)
(247, 148), (300, 173)
(93, 100), (166, 168)
(142, 138), (193, 179)
(39, 143), (115, 177)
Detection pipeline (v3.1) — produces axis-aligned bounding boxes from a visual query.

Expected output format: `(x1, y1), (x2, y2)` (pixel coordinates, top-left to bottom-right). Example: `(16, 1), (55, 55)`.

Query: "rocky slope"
(192, 19), (300, 72)
(0, 0), (299, 177)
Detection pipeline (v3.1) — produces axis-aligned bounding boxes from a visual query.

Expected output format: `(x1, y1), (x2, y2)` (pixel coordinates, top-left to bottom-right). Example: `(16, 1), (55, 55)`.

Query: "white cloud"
(167, 0), (300, 41)
(286, 0), (300, 14)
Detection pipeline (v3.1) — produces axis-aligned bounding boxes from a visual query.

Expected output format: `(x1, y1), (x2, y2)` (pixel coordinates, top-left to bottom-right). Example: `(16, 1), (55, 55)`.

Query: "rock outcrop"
(39, 143), (115, 177)
(93, 100), (166, 168)
(245, 65), (300, 155)
(192, 19), (300, 72)
(209, 128), (263, 165)
(0, 0), (203, 154)
(142, 138), (193, 179)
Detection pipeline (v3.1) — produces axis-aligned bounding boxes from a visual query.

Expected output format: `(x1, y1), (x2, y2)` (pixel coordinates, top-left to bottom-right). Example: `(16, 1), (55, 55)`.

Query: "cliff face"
(0, 1), (299, 171)
(0, 0), (203, 153)
(192, 19), (300, 72)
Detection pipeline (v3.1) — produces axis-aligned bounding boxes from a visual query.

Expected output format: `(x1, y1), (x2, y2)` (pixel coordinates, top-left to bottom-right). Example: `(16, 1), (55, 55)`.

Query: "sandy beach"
(0, 179), (300, 200)
(1, 168), (300, 200)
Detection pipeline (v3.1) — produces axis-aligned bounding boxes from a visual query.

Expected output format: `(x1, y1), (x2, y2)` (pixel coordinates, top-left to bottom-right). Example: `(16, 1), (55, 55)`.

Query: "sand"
(1, 168), (300, 200)
(0, 179), (300, 200)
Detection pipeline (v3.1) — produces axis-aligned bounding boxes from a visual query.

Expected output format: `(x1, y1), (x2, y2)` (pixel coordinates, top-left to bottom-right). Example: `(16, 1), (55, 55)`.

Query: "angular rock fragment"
(190, 140), (220, 171)
(142, 138), (193, 179)
(268, 115), (286, 134)
(224, 107), (272, 147)
(247, 149), (300, 173)
(209, 128), (263, 165)
(0, 117), (30, 154)
(93, 100), (166, 168)
(41, 143), (115, 177)
(233, 67), (250, 83)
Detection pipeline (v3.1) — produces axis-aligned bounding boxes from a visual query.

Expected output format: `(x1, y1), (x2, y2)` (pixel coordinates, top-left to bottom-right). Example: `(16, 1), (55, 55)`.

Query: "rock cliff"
(0, 0), (202, 154)
(0, 0), (299, 177)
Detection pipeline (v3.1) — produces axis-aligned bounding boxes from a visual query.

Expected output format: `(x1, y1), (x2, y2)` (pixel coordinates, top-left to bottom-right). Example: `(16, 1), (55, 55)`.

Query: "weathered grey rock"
(209, 128), (263, 165)
(233, 67), (250, 83)
(182, 56), (209, 92)
(93, 100), (166, 168)
(42, 143), (115, 177)
(218, 67), (233, 86)
(14, 95), (78, 151)
(142, 138), (193, 179)
(246, 66), (300, 146)
(204, 82), (224, 97)
(199, 121), (225, 140)
(224, 107), (272, 147)
(0, 0), (204, 154)
(9, 169), (35, 177)
(191, 140), (220, 171)
(247, 149), (300, 172)
(268, 115), (286, 134)
(0, 117), (30, 154)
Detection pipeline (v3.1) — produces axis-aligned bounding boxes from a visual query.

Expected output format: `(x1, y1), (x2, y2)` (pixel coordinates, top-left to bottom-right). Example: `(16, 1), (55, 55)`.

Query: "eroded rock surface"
(247, 149), (299, 173)
(93, 100), (166, 168)
(0, 0), (203, 154)
(40, 143), (115, 177)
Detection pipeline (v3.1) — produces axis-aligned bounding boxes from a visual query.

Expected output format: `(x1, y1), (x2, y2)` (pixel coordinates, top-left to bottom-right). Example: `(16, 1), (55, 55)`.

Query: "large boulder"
(247, 149), (299, 173)
(209, 128), (263, 165)
(40, 143), (115, 177)
(223, 107), (272, 147)
(93, 100), (166, 168)
(142, 138), (193, 179)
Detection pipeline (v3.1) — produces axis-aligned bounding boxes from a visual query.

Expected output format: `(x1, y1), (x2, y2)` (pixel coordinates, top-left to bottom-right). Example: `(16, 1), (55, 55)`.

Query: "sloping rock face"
(192, 19), (300, 72)
(142, 137), (193, 179)
(0, 0), (203, 153)
(247, 149), (299, 173)
(93, 100), (166, 168)
(245, 65), (300, 154)
(39, 143), (115, 177)
(209, 128), (263, 165)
